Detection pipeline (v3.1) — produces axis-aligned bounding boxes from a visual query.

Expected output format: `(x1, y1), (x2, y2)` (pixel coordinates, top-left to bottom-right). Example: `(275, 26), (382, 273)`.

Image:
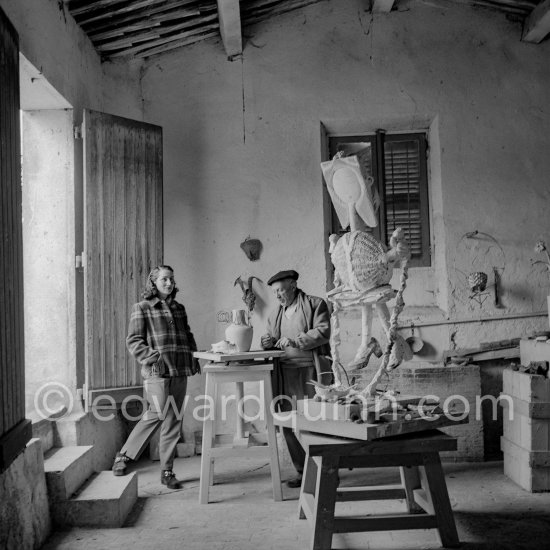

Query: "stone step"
(44, 445), (94, 500)
(54, 471), (138, 527)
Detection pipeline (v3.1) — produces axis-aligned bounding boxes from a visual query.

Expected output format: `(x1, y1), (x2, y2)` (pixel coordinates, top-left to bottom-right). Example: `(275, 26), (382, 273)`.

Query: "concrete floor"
(42, 454), (550, 550)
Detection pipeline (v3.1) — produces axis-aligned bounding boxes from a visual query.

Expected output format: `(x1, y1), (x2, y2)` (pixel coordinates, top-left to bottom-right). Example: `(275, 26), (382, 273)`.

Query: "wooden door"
(0, 6), (32, 472)
(83, 109), (163, 406)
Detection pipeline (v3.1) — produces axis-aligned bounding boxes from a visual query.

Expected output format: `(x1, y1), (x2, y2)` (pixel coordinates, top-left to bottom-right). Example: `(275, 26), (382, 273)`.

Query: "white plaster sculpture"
(319, 152), (412, 400)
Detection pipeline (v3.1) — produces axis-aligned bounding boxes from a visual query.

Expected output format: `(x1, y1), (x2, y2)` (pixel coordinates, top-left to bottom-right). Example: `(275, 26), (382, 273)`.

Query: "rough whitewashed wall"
(141, 0), (550, 392)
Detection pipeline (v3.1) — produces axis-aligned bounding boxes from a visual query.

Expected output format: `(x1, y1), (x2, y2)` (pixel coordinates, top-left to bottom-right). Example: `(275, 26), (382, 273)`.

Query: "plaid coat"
(126, 296), (200, 378)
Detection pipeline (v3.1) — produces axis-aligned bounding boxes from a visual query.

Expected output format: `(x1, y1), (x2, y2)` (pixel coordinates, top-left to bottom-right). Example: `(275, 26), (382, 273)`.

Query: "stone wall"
(390, 363), (483, 460)
(0, 439), (50, 550)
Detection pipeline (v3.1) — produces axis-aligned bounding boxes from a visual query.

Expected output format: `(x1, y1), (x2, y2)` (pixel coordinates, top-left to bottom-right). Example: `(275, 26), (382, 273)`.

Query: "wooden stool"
(195, 351), (284, 504)
(297, 429), (460, 550)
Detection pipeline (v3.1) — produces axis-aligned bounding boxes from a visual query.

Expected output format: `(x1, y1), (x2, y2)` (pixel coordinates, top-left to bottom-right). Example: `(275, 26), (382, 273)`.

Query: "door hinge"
(73, 124), (82, 139)
(80, 383), (89, 411)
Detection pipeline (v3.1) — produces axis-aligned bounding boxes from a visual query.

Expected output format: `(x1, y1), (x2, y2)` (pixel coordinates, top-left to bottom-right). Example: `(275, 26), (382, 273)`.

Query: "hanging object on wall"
(240, 236), (263, 261)
(453, 230), (506, 309)
(467, 271), (488, 293)
(234, 275), (260, 312)
(467, 271), (490, 306)
(493, 267), (501, 308)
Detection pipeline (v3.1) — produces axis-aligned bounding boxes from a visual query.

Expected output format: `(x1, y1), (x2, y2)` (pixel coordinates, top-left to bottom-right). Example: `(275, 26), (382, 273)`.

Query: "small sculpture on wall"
(467, 271), (488, 293)
(454, 230), (505, 309)
(234, 275), (260, 312)
(240, 237), (263, 261)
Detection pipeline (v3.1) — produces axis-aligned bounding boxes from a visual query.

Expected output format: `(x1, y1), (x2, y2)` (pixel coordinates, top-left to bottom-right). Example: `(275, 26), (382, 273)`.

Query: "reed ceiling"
(62, 0), (548, 60)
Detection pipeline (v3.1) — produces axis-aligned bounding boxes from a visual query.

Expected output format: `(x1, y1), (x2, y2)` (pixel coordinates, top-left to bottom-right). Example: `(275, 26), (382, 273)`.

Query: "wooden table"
(296, 428), (460, 550)
(194, 350), (285, 504)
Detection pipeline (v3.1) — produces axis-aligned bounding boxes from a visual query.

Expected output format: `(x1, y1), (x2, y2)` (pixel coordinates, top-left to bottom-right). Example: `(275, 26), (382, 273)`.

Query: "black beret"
(267, 269), (299, 286)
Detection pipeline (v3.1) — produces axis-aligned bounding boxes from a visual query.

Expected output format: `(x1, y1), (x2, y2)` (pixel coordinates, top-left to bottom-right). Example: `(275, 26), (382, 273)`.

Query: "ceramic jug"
(225, 309), (253, 352)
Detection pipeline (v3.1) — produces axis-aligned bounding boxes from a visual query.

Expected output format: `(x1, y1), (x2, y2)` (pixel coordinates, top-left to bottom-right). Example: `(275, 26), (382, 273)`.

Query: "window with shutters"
(328, 131), (431, 268)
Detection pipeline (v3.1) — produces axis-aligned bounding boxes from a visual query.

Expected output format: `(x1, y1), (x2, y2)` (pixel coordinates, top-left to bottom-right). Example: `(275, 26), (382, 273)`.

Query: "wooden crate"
(502, 410), (550, 451)
(502, 368), (550, 403)
(501, 368), (550, 491)
(501, 437), (550, 492)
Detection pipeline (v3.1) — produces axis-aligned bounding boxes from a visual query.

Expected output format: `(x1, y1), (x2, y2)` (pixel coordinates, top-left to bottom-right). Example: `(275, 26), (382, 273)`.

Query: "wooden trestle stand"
(194, 350), (285, 504)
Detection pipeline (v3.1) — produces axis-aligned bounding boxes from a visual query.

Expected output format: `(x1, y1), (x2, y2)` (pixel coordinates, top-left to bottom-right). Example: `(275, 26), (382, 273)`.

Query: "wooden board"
(500, 394), (550, 419)
(194, 350), (285, 363)
(83, 109), (163, 401)
(297, 395), (437, 422)
(291, 400), (468, 441)
(0, 9), (27, 458)
(502, 436), (550, 492)
(503, 411), (550, 452)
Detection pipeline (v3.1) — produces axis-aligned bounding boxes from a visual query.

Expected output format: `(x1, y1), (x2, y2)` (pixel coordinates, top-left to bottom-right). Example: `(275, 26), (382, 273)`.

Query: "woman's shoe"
(161, 470), (181, 489)
(112, 453), (130, 476)
(285, 475), (303, 488)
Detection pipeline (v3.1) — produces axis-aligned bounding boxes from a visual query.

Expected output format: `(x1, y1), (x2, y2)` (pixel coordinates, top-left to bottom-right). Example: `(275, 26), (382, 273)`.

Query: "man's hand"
(275, 337), (296, 349)
(261, 334), (275, 349)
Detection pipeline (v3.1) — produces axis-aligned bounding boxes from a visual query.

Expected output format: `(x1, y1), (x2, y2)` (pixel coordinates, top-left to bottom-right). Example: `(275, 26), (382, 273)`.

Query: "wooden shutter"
(83, 109), (163, 406)
(383, 133), (430, 267)
(0, 6), (32, 472)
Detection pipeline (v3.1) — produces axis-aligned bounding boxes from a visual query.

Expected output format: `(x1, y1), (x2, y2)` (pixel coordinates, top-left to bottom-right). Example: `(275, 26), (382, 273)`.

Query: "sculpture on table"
(316, 151), (412, 401)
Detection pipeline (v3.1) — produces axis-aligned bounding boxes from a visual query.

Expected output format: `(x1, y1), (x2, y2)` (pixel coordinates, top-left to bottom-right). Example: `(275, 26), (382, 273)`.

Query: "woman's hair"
(142, 265), (179, 299)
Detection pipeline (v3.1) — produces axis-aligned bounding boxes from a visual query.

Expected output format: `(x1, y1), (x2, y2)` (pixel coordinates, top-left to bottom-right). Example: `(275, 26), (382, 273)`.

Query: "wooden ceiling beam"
(522, 0), (550, 43)
(216, 0), (242, 58)
(97, 13), (218, 51)
(67, 0), (134, 17)
(134, 28), (220, 57)
(88, 7), (200, 40)
(108, 22), (219, 56)
(373, 0), (396, 13)
(74, 0), (200, 26)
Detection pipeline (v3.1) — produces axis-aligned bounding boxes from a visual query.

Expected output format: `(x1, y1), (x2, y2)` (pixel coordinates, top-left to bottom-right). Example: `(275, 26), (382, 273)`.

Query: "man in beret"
(261, 269), (331, 488)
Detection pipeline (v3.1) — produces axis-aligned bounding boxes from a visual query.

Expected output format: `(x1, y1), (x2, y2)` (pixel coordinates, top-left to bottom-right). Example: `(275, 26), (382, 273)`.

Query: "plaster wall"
(0, 439), (50, 550)
(140, 0), (550, 384)
(0, 0), (143, 123)
(22, 110), (76, 415)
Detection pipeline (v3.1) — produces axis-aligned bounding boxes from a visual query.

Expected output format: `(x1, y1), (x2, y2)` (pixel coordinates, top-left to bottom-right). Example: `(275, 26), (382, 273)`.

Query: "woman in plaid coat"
(112, 265), (200, 489)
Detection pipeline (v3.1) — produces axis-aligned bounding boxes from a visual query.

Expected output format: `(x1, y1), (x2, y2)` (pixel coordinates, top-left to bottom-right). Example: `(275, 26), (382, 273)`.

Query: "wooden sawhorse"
(297, 429), (460, 550)
(195, 352), (283, 504)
